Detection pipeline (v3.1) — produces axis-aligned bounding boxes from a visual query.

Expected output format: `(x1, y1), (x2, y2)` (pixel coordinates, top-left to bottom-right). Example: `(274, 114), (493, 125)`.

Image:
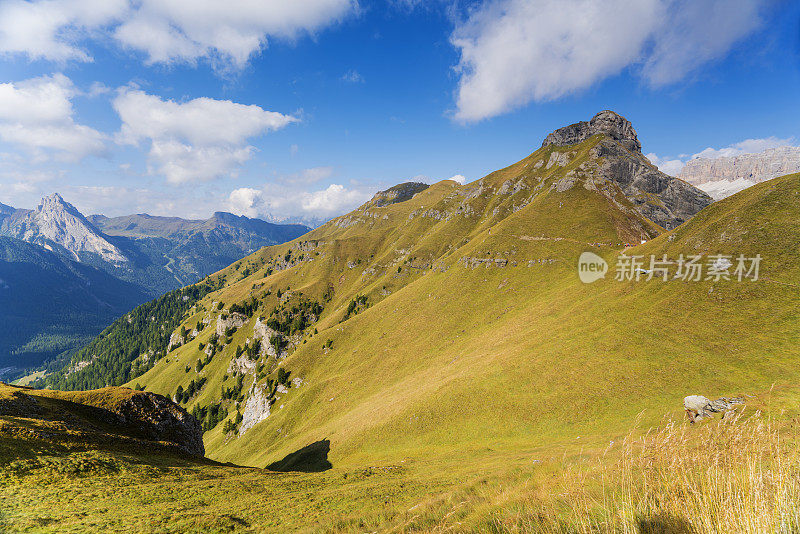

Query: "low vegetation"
(2, 389), (798, 533)
(33, 281), (218, 390)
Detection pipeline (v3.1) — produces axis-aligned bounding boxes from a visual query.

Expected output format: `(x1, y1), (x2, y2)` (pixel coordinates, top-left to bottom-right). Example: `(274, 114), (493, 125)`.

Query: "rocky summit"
(1, 193), (128, 264)
(543, 110), (712, 229)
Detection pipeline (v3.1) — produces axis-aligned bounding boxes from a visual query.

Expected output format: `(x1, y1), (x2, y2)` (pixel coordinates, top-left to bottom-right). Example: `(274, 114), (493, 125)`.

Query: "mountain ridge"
(36, 110), (740, 470)
(679, 145), (800, 199)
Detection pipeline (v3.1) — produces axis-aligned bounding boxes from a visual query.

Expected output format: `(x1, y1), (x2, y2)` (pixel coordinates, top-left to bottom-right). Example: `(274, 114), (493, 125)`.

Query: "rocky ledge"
(112, 391), (205, 456)
(543, 110), (713, 229)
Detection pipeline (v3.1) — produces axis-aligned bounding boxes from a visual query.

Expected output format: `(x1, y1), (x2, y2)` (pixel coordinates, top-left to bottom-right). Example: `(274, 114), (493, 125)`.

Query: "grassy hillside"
(128, 125), (799, 475)
(3, 137), (800, 531)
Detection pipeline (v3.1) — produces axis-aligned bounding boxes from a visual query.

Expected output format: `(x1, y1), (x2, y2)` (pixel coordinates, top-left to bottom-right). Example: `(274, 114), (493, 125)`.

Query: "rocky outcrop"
(541, 111), (712, 229)
(679, 146), (800, 199)
(239, 385), (271, 435)
(543, 110), (642, 153)
(0, 385), (204, 457)
(253, 318), (283, 358)
(366, 182), (429, 208)
(684, 395), (744, 423)
(216, 312), (248, 336)
(113, 391), (205, 456)
(590, 140), (712, 229)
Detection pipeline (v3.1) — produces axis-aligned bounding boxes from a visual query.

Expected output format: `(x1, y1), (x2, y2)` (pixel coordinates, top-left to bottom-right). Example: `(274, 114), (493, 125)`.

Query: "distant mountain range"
(0, 194), (310, 378)
(679, 146), (800, 199)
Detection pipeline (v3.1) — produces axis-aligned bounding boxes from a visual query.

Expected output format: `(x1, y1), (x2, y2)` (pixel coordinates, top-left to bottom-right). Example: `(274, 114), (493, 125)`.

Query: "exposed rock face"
(0, 386), (204, 457)
(543, 110), (642, 153)
(684, 395), (744, 423)
(0, 202), (14, 223)
(366, 182), (430, 208)
(113, 391), (205, 456)
(542, 111), (712, 229)
(591, 140), (712, 229)
(216, 312), (248, 336)
(239, 385), (271, 435)
(0, 194), (127, 263)
(679, 146), (800, 199)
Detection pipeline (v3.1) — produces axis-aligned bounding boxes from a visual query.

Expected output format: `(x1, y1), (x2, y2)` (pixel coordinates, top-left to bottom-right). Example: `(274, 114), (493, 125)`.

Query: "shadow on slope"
(267, 439), (332, 472)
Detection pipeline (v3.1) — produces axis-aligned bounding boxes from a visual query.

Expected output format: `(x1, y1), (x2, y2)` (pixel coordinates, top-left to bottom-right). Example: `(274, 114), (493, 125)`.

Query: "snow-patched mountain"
(679, 146), (800, 199)
(1, 194), (127, 263)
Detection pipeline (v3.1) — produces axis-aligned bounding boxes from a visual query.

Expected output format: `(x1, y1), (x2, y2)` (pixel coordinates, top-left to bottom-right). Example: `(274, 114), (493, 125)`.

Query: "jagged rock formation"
(216, 312), (248, 336)
(0, 201), (14, 223)
(543, 110), (712, 229)
(365, 182), (430, 208)
(679, 146), (800, 199)
(239, 384), (271, 435)
(1, 194), (127, 263)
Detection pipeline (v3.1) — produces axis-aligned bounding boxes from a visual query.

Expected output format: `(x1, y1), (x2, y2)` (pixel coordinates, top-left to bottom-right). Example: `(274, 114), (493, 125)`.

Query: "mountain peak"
(39, 192), (81, 217)
(542, 110), (641, 153)
(0, 193), (129, 264)
(366, 182), (430, 208)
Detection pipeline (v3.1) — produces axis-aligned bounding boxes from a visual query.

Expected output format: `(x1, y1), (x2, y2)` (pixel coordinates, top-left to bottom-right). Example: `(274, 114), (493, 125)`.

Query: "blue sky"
(0, 0), (798, 225)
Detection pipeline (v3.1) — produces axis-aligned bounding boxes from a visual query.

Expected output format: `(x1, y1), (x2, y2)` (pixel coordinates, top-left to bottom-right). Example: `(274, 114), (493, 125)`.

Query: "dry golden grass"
(399, 411), (800, 533)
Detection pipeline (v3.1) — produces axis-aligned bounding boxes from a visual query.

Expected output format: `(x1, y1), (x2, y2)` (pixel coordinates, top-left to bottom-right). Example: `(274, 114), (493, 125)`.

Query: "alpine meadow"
(1, 1), (799, 532)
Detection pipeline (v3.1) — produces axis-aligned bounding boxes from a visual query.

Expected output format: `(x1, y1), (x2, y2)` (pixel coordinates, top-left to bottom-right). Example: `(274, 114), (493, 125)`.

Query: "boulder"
(684, 394), (744, 423)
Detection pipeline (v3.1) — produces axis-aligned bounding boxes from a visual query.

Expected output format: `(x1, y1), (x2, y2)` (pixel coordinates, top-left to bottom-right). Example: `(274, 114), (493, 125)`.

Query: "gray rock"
(366, 182), (430, 208)
(591, 139), (713, 229)
(113, 391), (205, 456)
(542, 110), (641, 153)
(684, 394), (744, 423)
(541, 111), (712, 229)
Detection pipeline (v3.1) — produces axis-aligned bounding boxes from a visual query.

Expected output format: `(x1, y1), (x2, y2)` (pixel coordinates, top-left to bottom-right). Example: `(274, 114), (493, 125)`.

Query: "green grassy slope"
(129, 131), (799, 473)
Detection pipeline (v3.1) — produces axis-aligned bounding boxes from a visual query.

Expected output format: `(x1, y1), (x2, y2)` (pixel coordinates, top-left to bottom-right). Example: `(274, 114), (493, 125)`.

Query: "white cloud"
(280, 166), (334, 185)
(228, 178), (371, 225)
(642, 1), (766, 87)
(0, 74), (105, 160)
(645, 152), (685, 176)
(0, 0), (355, 68)
(689, 136), (794, 160)
(113, 88), (297, 184)
(448, 174), (467, 184)
(228, 187), (264, 218)
(301, 183), (365, 213)
(451, 0), (769, 122)
(0, 0), (127, 62)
